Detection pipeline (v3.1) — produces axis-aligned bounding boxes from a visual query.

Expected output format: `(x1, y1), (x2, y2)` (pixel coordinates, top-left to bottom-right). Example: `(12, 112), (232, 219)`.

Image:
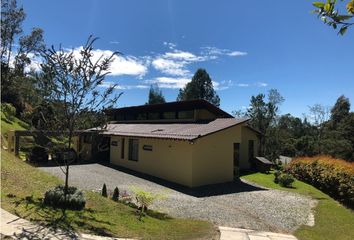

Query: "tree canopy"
(146, 84), (166, 105)
(177, 68), (220, 106)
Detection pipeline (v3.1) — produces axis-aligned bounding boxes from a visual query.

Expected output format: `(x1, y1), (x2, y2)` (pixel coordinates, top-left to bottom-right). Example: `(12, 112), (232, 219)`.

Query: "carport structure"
(7, 130), (81, 156)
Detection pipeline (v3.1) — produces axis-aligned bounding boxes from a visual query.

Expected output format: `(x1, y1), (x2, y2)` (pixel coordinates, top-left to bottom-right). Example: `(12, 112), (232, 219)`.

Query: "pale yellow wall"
(192, 124), (242, 187)
(191, 124), (260, 187)
(240, 127), (260, 169)
(110, 136), (194, 187)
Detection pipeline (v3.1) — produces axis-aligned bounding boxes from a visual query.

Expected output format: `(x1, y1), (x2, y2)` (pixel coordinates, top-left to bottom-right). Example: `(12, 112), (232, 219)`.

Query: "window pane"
(163, 111), (175, 119)
(178, 110), (194, 119)
(137, 113), (147, 120)
(148, 112), (160, 120)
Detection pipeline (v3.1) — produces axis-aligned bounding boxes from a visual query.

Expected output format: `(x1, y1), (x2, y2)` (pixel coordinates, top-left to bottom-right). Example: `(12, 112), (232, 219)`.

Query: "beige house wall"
(110, 136), (193, 187)
(191, 124), (246, 187)
(240, 127), (260, 169)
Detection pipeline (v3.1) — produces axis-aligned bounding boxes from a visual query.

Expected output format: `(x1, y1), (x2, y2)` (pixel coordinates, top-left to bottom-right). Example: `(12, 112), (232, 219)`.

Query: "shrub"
(273, 170), (281, 184)
(101, 183), (108, 197)
(112, 187), (119, 202)
(1, 103), (16, 121)
(278, 173), (295, 188)
(287, 155), (354, 207)
(131, 187), (165, 220)
(43, 185), (85, 210)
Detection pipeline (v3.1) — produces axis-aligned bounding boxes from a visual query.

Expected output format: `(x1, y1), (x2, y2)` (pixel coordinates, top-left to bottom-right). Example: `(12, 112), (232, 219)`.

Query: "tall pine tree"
(146, 84), (166, 105)
(177, 68), (220, 107)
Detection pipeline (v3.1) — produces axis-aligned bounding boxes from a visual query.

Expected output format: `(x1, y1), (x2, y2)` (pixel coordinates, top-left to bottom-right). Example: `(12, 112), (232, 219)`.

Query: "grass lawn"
(241, 171), (354, 240)
(0, 150), (218, 239)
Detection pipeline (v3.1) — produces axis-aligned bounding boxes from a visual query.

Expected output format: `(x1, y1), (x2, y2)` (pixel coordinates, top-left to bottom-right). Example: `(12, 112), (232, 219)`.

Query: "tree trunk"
(64, 128), (73, 199)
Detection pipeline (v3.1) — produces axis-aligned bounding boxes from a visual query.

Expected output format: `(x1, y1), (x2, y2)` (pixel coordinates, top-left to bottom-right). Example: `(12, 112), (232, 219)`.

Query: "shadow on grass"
(10, 195), (115, 238)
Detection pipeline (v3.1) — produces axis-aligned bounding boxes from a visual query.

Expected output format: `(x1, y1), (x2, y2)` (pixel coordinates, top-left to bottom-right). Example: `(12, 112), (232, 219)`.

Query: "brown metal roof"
(104, 99), (233, 118)
(95, 118), (249, 140)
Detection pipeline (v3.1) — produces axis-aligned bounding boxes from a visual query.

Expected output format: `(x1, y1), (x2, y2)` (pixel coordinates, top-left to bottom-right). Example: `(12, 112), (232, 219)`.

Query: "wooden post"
(14, 133), (20, 156)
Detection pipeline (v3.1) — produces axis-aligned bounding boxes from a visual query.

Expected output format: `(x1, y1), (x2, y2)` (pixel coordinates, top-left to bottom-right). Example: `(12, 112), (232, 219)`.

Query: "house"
(76, 100), (260, 187)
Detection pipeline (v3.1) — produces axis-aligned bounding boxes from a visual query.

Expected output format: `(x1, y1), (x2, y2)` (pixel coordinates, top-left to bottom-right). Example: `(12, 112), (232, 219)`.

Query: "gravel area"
(40, 163), (316, 233)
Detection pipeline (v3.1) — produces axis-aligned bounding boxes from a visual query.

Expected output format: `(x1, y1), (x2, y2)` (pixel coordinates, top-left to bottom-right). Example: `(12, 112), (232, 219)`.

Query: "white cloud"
(151, 58), (190, 76)
(255, 82), (268, 87)
(201, 46), (247, 59)
(236, 83), (250, 87)
(99, 81), (149, 90)
(163, 42), (177, 50)
(72, 47), (149, 77)
(164, 50), (202, 61)
(227, 51), (248, 57)
(232, 82), (268, 88)
(109, 41), (120, 45)
(145, 77), (230, 90)
(151, 44), (247, 79)
(145, 77), (191, 89)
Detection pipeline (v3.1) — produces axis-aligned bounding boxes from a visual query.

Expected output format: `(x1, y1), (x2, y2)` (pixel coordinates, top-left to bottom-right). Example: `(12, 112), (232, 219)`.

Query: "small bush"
(112, 187), (119, 202)
(278, 173), (295, 188)
(101, 183), (108, 197)
(274, 170), (281, 184)
(1, 103), (16, 121)
(131, 187), (165, 220)
(43, 185), (85, 210)
(287, 156), (354, 207)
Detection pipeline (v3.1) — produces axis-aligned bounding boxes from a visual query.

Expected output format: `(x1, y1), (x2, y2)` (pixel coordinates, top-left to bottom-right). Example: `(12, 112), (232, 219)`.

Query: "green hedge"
(287, 156), (354, 208)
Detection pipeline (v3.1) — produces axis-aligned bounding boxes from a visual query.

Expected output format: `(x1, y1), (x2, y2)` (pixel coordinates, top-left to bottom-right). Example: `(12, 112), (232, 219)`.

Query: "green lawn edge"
(241, 172), (354, 240)
(0, 150), (218, 240)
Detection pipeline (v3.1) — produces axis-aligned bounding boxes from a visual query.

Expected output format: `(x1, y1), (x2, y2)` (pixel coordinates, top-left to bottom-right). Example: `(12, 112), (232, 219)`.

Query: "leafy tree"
(307, 104), (331, 154)
(246, 89), (284, 159)
(313, 0), (354, 35)
(330, 95), (350, 126)
(1, 0), (45, 115)
(0, 0), (25, 68)
(177, 68), (220, 106)
(39, 36), (121, 198)
(146, 84), (166, 105)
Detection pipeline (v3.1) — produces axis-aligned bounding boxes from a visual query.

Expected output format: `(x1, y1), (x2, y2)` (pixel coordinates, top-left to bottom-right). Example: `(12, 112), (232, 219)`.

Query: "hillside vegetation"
(288, 156), (354, 207)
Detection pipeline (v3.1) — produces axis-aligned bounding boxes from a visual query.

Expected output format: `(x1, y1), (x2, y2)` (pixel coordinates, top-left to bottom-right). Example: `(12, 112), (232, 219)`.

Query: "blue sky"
(20, 0), (354, 117)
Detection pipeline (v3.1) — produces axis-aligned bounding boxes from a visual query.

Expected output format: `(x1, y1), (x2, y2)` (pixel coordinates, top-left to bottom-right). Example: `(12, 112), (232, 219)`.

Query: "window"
(178, 110), (194, 119)
(143, 145), (152, 151)
(137, 112), (147, 120)
(248, 140), (254, 162)
(128, 139), (139, 161)
(121, 138), (125, 159)
(148, 112), (160, 120)
(162, 111), (175, 119)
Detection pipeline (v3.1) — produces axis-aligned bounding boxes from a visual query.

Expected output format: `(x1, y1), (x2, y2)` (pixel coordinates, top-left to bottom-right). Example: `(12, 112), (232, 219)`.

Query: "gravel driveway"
(40, 163), (316, 233)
